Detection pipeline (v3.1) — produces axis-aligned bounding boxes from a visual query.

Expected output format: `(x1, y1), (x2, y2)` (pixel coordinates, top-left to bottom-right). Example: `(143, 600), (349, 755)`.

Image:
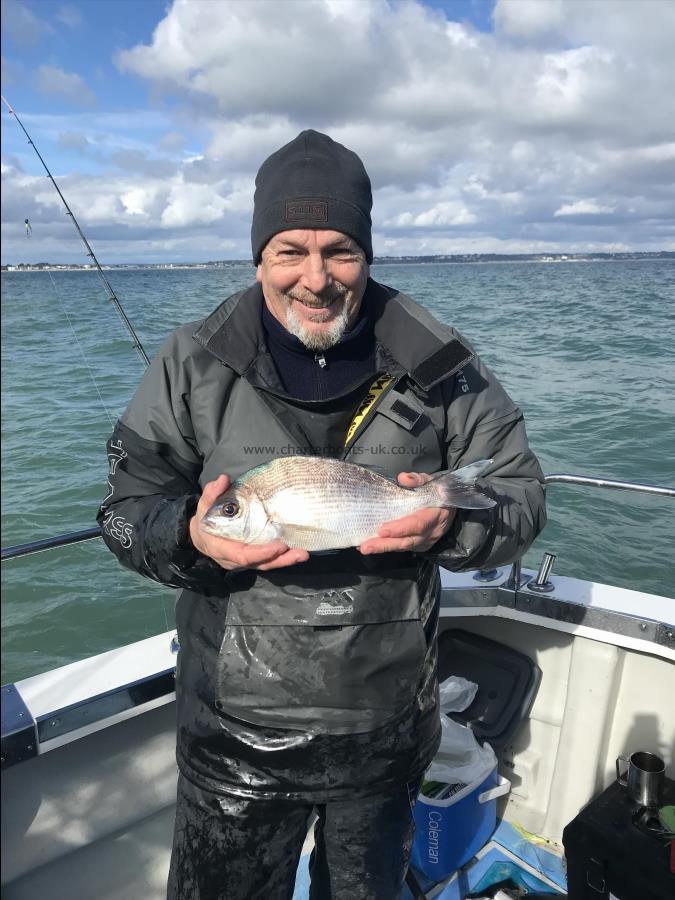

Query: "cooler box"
(411, 631), (540, 884)
(410, 765), (510, 881)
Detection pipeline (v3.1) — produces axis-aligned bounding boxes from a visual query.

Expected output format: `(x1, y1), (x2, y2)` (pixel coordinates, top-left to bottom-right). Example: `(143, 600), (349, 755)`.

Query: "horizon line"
(3, 250), (674, 269)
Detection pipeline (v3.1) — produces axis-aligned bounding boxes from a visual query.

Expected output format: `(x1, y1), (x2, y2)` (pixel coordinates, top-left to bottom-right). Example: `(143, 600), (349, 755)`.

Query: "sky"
(2, 0), (674, 264)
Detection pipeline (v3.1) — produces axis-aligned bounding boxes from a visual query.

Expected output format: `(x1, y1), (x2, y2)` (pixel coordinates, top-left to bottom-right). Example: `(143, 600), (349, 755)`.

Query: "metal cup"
(616, 750), (665, 808)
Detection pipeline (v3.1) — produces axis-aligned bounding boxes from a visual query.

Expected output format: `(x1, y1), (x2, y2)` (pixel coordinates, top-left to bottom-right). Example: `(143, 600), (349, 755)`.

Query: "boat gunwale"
(2, 567), (673, 770)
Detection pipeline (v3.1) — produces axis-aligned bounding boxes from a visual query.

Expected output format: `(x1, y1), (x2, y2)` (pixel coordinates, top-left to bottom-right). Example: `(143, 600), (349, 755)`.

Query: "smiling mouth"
(298, 299), (335, 309)
(288, 287), (347, 309)
(296, 297), (342, 322)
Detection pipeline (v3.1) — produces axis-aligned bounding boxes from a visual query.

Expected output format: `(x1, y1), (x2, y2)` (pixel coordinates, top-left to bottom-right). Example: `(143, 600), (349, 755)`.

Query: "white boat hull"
(2, 567), (674, 899)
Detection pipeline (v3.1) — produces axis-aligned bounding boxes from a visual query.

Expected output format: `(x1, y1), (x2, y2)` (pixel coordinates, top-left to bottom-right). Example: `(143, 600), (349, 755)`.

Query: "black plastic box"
(437, 629), (541, 750)
(563, 776), (675, 900)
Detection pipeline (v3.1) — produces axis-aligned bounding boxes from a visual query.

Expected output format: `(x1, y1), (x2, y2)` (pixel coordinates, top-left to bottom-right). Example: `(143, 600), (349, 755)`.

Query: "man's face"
(256, 229), (369, 351)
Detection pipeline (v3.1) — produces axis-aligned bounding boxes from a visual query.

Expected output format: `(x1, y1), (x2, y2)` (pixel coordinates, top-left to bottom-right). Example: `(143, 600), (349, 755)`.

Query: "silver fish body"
(200, 456), (496, 551)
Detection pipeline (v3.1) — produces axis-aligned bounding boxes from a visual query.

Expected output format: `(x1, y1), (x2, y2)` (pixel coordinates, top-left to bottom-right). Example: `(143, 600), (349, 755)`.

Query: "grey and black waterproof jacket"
(98, 278), (546, 801)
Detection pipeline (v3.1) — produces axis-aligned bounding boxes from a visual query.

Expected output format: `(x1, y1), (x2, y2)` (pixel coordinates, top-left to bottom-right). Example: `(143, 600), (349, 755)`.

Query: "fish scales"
(246, 458), (424, 547)
(200, 455), (496, 551)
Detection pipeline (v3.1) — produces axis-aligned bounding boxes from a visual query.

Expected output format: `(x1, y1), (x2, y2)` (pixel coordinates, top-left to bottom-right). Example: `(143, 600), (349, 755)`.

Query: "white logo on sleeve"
(101, 510), (134, 549)
(102, 439), (128, 507)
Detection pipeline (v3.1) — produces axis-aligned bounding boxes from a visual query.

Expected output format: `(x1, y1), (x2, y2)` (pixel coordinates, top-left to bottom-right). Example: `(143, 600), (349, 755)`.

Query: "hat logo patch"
(285, 200), (328, 223)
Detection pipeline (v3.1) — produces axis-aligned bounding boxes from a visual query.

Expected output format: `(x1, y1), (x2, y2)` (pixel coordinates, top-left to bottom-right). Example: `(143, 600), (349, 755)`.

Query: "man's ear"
(255, 263), (263, 283)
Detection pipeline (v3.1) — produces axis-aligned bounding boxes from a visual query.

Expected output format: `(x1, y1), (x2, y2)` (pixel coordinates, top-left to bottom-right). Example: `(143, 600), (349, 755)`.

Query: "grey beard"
(285, 297), (350, 351)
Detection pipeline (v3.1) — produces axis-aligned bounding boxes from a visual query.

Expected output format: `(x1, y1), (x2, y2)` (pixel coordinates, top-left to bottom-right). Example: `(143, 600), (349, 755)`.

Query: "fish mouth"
(199, 512), (220, 535)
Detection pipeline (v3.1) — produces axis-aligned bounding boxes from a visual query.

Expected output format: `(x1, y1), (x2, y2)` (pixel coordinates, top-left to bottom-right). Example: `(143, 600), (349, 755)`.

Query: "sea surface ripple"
(1, 260), (674, 682)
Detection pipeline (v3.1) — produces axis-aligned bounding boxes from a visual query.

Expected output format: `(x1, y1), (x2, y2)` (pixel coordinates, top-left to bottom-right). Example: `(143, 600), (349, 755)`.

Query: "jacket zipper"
(315, 353), (327, 400)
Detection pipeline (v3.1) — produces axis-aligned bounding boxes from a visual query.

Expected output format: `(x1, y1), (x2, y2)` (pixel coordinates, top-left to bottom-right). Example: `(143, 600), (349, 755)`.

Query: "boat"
(2, 96), (673, 900)
(2, 474), (673, 899)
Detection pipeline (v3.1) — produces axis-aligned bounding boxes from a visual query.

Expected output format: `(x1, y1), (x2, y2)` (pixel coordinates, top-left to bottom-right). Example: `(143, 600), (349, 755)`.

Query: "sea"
(1, 260), (674, 684)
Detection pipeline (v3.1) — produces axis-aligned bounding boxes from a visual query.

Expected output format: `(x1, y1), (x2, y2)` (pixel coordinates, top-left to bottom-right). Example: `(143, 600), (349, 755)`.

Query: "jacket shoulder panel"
(369, 280), (474, 389)
(120, 322), (235, 454)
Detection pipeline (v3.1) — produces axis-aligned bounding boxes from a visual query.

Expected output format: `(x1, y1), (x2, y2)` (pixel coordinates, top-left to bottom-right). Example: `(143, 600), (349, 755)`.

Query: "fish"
(200, 456), (496, 552)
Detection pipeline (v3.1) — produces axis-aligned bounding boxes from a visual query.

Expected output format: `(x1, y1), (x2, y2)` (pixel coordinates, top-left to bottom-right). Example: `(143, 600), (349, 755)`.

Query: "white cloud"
(555, 200), (616, 217)
(116, 0), (675, 147)
(160, 180), (230, 228)
(387, 202), (477, 228)
(118, 0), (394, 123)
(3, 0), (675, 262)
(120, 186), (161, 218)
(493, 0), (566, 39)
(417, 204), (477, 227)
(495, 0), (675, 56)
(34, 65), (96, 107)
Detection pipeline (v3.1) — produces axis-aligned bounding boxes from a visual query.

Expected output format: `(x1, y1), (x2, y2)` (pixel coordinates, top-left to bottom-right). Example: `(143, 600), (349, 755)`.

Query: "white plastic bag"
(425, 675), (497, 786)
(438, 674), (478, 712)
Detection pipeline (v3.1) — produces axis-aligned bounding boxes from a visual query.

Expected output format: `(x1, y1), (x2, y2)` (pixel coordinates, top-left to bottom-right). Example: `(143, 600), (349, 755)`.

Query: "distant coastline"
(2, 251), (673, 272)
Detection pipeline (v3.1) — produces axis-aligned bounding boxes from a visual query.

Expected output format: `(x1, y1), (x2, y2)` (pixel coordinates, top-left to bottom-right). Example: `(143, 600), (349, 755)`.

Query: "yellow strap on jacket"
(344, 374), (394, 447)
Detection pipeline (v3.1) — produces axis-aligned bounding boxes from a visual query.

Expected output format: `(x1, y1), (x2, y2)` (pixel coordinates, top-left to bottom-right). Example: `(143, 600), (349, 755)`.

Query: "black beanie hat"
(251, 130), (373, 264)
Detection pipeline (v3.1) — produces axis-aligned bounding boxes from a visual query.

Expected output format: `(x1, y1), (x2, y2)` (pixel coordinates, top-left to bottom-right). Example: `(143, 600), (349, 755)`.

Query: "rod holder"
(528, 552), (556, 593)
(506, 559), (522, 590)
(473, 567), (500, 582)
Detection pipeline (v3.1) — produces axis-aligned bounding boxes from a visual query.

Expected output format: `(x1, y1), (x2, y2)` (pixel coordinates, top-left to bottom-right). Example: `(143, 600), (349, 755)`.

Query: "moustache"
(287, 284), (348, 306)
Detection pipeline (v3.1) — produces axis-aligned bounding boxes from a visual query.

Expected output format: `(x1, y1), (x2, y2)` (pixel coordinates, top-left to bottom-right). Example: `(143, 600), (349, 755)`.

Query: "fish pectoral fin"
(280, 522), (347, 547)
(280, 522), (336, 534)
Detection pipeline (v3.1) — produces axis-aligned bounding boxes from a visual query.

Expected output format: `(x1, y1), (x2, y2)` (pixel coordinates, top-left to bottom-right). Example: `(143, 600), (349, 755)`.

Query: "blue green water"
(2, 261), (674, 683)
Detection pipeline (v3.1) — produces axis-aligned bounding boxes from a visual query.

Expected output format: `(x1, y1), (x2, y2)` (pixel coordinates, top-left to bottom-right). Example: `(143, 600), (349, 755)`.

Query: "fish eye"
(221, 500), (240, 518)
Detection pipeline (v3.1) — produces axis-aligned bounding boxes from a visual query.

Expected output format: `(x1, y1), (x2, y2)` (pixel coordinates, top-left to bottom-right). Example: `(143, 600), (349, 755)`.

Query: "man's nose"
(299, 252), (332, 294)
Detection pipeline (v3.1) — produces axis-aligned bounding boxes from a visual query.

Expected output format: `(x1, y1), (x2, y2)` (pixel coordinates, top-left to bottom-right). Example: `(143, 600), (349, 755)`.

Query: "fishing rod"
(1, 94), (150, 368)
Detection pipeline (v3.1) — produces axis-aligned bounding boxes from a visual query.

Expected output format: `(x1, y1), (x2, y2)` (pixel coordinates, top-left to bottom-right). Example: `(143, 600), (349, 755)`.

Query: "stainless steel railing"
(2, 474), (674, 563)
(543, 474), (675, 498)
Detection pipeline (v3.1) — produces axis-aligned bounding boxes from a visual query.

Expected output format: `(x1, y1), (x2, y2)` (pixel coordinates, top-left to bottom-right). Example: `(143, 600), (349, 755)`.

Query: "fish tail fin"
(426, 459), (497, 509)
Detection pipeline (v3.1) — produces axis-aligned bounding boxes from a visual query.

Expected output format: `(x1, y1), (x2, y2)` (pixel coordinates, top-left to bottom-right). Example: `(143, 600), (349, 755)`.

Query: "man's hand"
(359, 472), (456, 555)
(189, 475), (309, 571)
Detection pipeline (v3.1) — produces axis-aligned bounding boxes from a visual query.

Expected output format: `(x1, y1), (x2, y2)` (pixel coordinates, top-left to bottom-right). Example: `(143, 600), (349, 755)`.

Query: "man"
(98, 130), (546, 900)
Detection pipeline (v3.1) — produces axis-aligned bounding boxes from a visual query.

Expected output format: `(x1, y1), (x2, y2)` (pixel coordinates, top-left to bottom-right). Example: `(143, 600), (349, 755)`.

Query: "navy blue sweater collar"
(261, 299), (377, 401)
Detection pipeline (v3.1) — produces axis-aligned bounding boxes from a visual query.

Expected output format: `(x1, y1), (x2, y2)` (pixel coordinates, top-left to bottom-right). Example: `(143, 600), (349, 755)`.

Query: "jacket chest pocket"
(214, 583), (427, 735)
(347, 389), (445, 477)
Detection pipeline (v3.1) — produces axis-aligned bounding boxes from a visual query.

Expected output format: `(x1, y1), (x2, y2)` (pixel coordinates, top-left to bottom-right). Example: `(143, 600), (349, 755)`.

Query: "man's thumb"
(200, 474), (231, 508)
